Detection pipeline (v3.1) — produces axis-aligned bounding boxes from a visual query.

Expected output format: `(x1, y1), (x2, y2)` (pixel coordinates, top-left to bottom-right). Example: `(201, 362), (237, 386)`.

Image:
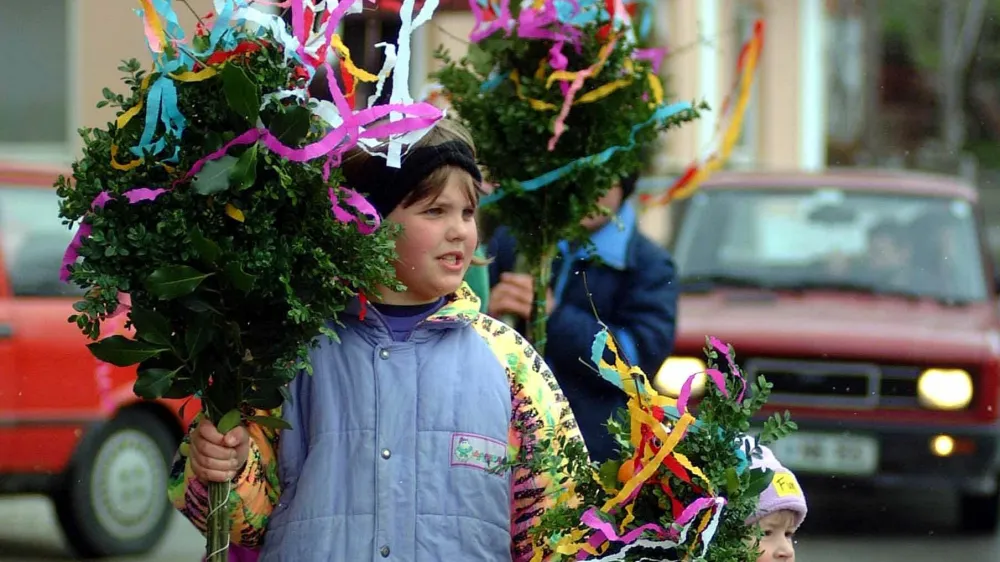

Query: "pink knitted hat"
(745, 442), (808, 529)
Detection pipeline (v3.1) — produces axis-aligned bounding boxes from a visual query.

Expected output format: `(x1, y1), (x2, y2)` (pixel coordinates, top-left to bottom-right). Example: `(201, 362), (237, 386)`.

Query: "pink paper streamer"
(92, 292), (131, 414)
(124, 187), (170, 203)
(329, 187), (380, 234)
(470, 0), (513, 42)
(709, 336), (747, 402)
(60, 188), (171, 282)
(580, 507), (670, 549)
(547, 67), (593, 151)
(676, 368), (728, 416)
(549, 41), (569, 71)
(633, 47), (666, 74)
(513, 0), (581, 44)
(674, 496), (717, 528)
(180, 61), (442, 185)
(547, 36), (620, 151)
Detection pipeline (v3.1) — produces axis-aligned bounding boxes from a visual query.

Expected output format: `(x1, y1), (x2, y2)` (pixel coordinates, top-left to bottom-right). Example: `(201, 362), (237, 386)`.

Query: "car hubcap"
(89, 428), (167, 540)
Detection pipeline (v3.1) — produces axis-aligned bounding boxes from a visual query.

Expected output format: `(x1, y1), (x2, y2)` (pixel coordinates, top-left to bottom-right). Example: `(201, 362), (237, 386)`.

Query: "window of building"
(825, 0), (865, 149)
(0, 1), (71, 157)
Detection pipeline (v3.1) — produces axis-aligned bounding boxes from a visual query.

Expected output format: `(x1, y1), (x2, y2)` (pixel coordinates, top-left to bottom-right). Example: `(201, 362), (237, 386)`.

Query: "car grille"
(741, 358), (927, 410)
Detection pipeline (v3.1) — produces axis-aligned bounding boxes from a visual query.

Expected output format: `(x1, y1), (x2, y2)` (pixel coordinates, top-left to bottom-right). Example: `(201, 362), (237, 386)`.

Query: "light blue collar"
(558, 198), (636, 270)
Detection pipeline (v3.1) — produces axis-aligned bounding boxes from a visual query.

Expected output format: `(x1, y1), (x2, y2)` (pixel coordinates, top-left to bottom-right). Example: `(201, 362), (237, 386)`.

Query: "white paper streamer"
(366, 42), (398, 107)
(385, 0), (441, 167)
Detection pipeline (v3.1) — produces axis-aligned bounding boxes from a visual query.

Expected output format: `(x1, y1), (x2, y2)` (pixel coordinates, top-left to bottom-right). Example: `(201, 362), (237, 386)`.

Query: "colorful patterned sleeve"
(167, 409), (283, 549)
(471, 314), (587, 562)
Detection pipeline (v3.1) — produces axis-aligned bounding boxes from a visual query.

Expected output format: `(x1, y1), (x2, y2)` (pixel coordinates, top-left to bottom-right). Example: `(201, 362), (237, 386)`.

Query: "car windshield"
(0, 186), (86, 297)
(671, 186), (989, 304)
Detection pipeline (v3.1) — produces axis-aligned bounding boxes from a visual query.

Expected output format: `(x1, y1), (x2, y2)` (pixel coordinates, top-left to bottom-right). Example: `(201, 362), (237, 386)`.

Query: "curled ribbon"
(638, 18), (765, 208)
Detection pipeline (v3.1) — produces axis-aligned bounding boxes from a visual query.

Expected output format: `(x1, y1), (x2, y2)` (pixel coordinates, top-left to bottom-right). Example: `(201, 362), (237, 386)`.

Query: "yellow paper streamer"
(601, 413), (693, 513)
(647, 71), (664, 106)
(170, 67), (219, 82)
(331, 34), (380, 83)
(673, 451), (715, 494)
(110, 74), (153, 171)
(575, 77), (633, 104)
(225, 203), (245, 222)
(511, 70), (559, 111)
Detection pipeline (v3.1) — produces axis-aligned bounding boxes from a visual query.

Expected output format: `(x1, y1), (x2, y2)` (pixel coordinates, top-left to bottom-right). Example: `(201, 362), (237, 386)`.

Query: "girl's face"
(380, 168), (478, 305)
(755, 511), (797, 562)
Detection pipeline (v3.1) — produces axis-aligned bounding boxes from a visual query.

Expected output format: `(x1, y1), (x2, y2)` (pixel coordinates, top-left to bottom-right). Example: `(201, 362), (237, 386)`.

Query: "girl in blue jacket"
(169, 118), (585, 562)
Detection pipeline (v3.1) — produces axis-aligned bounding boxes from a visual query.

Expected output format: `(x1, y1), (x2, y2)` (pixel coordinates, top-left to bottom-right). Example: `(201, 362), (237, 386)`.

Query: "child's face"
(382, 169), (478, 305)
(755, 511), (797, 562)
(579, 184), (623, 232)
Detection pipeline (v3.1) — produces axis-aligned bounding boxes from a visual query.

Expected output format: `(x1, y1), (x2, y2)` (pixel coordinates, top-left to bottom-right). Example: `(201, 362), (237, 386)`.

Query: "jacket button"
(379, 349), (390, 360)
(381, 448), (391, 459)
(380, 545), (390, 557)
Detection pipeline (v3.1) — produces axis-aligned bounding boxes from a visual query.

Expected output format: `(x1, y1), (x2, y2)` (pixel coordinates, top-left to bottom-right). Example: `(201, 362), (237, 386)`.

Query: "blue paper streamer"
(208, 0), (239, 53)
(129, 72), (186, 162)
(590, 330), (627, 391)
(555, 0), (609, 26)
(481, 100), (693, 205)
(636, 0), (654, 41)
(480, 69), (508, 92)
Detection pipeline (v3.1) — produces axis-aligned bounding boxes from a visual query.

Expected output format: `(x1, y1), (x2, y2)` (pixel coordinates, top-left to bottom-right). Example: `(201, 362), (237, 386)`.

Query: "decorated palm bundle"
(433, 0), (703, 351)
(56, 1), (445, 560)
(508, 328), (796, 562)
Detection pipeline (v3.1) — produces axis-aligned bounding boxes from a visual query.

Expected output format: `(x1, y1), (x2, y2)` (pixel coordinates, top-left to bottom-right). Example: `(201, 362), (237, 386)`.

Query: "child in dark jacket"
(487, 174), (678, 463)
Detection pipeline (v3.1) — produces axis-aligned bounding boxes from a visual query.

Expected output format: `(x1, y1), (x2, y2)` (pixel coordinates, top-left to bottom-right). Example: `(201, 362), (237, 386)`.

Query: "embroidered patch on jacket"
(450, 432), (507, 472)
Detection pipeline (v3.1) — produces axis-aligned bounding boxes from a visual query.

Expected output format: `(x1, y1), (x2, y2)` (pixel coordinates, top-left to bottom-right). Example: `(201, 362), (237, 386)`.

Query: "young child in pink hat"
(745, 441), (808, 562)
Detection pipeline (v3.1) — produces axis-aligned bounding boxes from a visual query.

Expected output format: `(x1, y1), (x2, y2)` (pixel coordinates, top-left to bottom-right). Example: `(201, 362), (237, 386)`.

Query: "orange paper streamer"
(639, 19), (765, 208)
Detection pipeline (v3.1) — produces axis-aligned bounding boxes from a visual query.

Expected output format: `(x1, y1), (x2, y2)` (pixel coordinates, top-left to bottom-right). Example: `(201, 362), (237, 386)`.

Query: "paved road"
(0, 495), (200, 561)
(0, 486), (997, 561)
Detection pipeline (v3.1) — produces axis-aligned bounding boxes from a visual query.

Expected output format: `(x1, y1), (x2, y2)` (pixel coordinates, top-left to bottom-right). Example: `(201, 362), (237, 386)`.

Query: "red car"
(0, 161), (197, 557)
(656, 169), (1000, 532)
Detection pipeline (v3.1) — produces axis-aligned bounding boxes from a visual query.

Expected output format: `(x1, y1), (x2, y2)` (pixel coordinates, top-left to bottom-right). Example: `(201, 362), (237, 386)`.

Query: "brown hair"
(341, 118), (491, 266)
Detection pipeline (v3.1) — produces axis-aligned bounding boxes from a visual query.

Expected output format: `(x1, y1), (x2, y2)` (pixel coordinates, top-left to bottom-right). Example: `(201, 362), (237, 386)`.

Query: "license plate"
(768, 432), (879, 476)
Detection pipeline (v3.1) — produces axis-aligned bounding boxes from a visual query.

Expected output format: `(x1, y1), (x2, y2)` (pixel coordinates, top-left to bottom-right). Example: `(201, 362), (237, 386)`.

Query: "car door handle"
(0, 324), (12, 339)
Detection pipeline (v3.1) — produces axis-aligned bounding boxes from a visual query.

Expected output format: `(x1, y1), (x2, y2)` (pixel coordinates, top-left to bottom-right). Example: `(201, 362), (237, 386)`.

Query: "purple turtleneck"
(371, 298), (446, 342)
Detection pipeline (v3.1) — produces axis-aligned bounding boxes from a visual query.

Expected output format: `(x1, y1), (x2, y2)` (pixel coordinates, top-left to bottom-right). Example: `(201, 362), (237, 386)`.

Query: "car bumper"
(754, 415), (1000, 494)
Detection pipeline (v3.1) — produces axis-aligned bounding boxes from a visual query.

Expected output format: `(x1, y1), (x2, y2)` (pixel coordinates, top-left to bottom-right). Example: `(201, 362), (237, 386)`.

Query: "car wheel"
(959, 488), (1000, 534)
(52, 408), (177, 558)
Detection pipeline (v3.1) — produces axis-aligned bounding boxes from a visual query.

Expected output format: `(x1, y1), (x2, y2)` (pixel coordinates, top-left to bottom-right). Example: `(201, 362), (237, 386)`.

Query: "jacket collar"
(342, 282), (481, 340)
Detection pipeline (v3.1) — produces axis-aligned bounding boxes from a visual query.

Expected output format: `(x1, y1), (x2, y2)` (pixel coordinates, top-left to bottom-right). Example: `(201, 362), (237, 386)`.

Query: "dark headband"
(345, 140), (482, 219)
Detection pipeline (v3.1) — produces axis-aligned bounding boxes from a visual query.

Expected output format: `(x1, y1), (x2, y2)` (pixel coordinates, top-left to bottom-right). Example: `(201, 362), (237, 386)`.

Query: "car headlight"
(917, 368), (973, 410)
(653, 357), (707, 398)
